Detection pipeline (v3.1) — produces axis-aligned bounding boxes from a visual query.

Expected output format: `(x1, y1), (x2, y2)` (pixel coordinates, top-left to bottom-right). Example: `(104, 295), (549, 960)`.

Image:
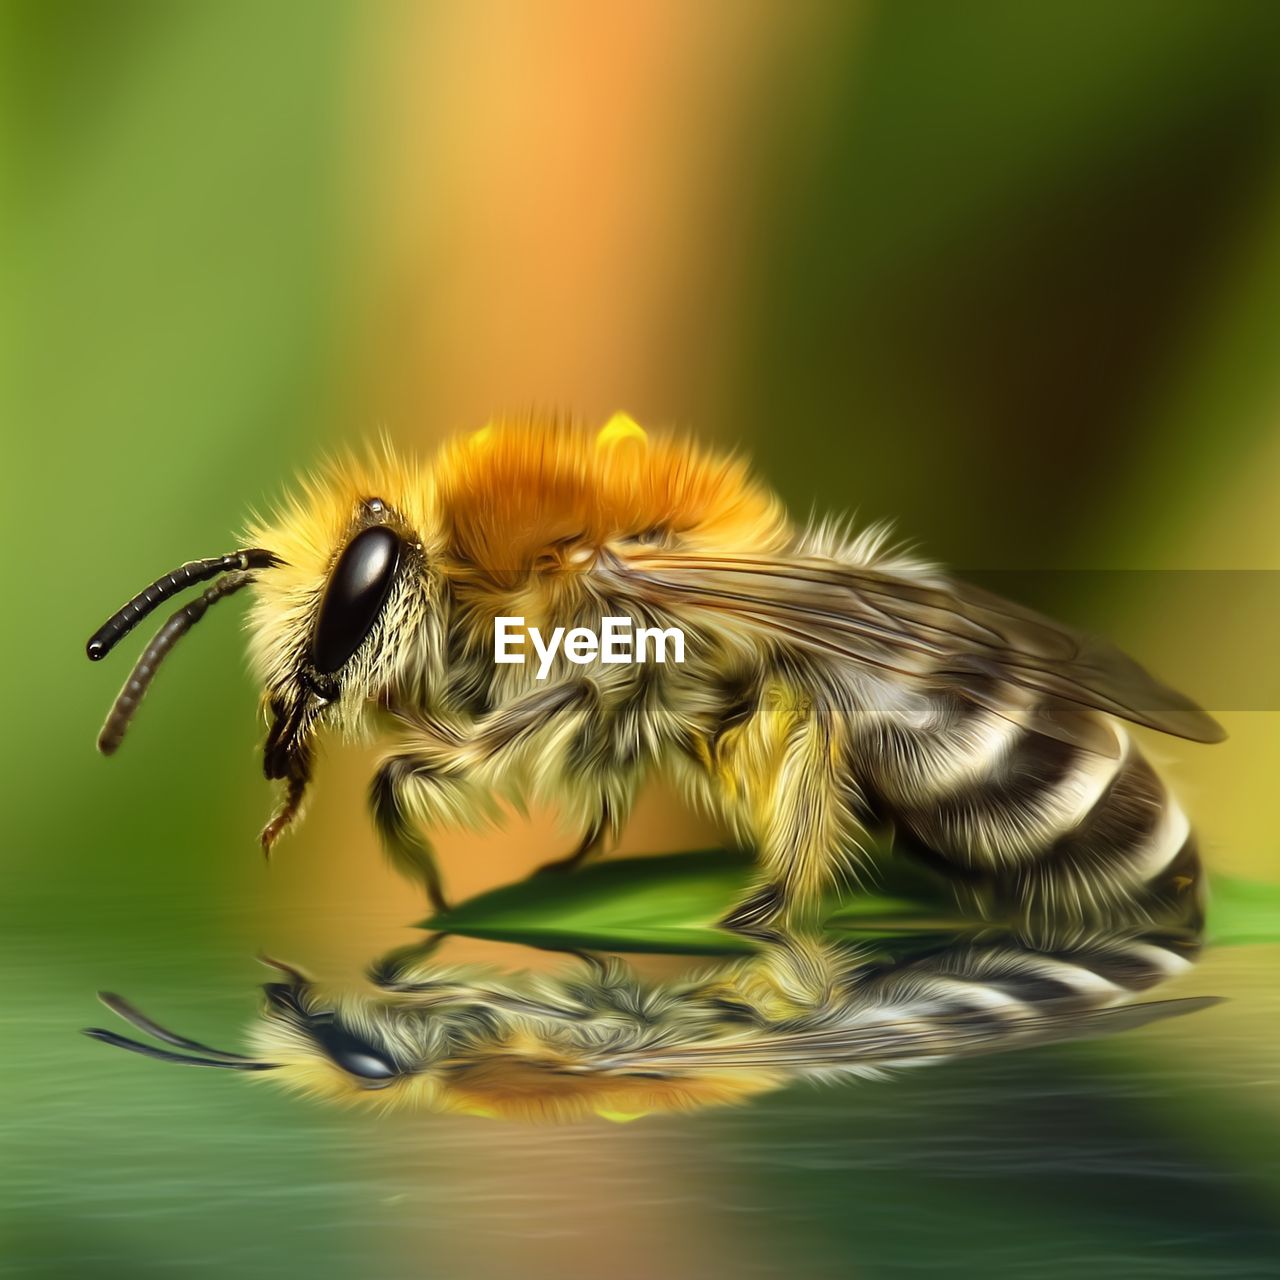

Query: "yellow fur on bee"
(253, 1040), (780, 1124)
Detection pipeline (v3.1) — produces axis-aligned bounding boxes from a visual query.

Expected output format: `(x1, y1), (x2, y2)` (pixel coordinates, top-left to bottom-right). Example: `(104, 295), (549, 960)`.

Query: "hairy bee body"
(86, 928), (1210, 1122)
(256, 933), (1204, 1120)
(91, 416), (1221, 931)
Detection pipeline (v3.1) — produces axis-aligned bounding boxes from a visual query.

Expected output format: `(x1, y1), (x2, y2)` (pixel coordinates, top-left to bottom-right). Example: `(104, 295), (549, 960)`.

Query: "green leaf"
(422, 851), (759, 954)
(423, 849), (1280, 954)
(422, 847), (975, 954)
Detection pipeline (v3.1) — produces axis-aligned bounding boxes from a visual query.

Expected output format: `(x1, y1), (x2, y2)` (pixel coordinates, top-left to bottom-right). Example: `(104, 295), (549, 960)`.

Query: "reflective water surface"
(8, 893), (1279, 1280)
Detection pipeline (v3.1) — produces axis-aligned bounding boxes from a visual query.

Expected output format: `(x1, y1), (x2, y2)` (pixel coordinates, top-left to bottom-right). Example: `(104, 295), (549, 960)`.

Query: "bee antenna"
(82, 1028), (277, 1070)
(96, 570), (258, 755)
(257, 953), (313, 986)
(86, 548), (279, 661)
(97, 992), (257, 1061)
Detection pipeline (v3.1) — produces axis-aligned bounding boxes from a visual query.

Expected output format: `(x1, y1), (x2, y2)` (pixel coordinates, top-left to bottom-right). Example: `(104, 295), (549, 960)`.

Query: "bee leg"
(718, 883), (789, 940)
(260, 738), (314, 854)
(714, 688), (864, 934)
(470, 681), (622, 878)
(534, 802), (614, 875)
(370, 754), (476, 915)
(567, 948), (612, 976)
(367, 933), (449, 990)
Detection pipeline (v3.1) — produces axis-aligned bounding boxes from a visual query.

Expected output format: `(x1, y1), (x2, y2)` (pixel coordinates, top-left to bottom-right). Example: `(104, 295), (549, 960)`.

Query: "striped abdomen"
(865, 690), (1204, 936)
(816, 928), (1204, 1075)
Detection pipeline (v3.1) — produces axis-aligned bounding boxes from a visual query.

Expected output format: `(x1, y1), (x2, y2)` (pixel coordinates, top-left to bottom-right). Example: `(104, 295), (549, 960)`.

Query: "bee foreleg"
(369, 753), (488, 915)
(260, 741), (313, 854)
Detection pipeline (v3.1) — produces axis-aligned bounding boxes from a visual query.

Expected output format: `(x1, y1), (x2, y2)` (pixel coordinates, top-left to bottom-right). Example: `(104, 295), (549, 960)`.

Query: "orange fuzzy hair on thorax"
(432, 414), (789, 580)
(432, 1053), (782, 1123)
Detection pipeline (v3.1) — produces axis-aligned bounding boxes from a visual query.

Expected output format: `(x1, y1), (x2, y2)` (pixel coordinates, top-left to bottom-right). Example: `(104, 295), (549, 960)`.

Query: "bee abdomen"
(848, 930), (1201, 1068)
(1001, 751), (1203, 932)
(885, 713), (1118, 870)
(882, 714), (1203, 932)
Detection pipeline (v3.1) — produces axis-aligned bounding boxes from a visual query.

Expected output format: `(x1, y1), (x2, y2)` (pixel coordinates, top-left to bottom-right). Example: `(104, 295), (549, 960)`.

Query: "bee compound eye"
(310, 525), (402, 674)
(309, 1020), (401, 1083)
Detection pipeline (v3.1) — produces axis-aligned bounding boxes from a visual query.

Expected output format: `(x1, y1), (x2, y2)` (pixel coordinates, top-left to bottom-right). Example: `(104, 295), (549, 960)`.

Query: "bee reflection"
(84, 922), (1212, 1123)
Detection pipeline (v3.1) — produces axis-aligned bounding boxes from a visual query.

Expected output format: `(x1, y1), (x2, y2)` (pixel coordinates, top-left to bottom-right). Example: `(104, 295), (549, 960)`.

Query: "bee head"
(244, 450), (443, 846)
(247, 963), (430, 1103)
(245, 953), (782, 1120)
(85, 446), (442, 851)
(82, 957), (429, 1104)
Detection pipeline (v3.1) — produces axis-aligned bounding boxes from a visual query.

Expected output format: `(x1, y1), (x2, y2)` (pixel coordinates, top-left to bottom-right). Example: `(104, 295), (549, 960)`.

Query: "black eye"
(309, 1019), (401, 1083)
(311, 525), (402, 674)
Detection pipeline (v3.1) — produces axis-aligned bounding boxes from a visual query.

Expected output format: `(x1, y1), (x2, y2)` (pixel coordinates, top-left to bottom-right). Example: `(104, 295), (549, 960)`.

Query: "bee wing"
(598, 996), (1221, 1075)
(612, 553), (1225, 751)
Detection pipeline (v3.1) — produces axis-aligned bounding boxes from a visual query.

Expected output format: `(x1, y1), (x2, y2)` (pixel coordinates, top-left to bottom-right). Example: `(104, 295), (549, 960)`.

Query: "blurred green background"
(4, 2), (1280, 1276)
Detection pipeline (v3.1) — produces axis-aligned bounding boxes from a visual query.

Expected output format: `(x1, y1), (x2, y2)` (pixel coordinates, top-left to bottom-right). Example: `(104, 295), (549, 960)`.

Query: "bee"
(83, 930), (1214, 1121)
(86, 416), (1223, 931)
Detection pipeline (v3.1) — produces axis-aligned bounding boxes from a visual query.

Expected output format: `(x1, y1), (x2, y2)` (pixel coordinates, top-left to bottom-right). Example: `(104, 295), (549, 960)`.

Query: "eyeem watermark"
(494, 616), (686, 679)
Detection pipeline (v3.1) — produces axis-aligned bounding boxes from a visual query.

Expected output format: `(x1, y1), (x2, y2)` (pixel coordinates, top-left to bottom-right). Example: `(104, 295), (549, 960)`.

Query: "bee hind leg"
(717, 881), (788, 940)
(712, 689), (864, 936)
